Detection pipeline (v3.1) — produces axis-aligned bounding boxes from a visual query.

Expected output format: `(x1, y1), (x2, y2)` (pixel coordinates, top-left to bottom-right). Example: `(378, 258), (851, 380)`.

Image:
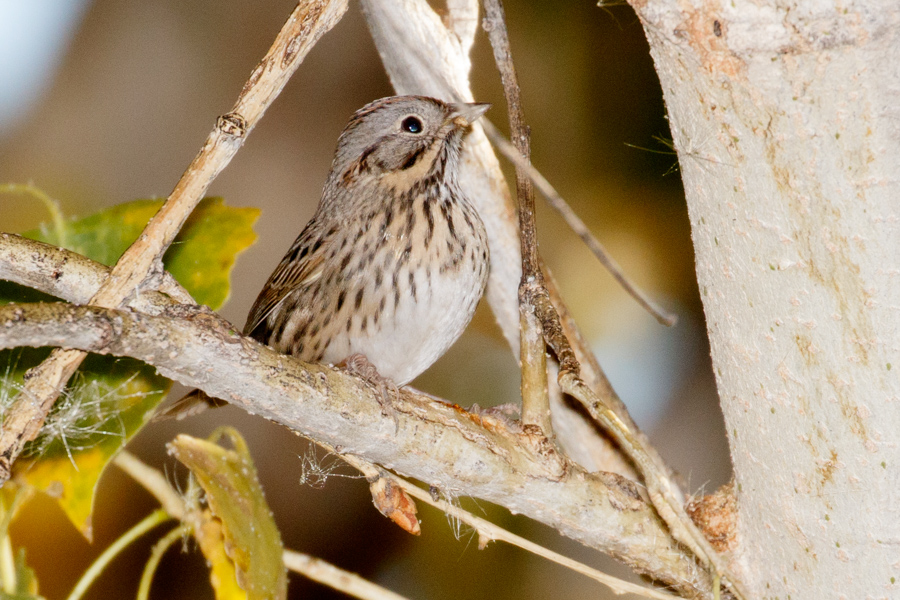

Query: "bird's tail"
(155, 388), (228, 421)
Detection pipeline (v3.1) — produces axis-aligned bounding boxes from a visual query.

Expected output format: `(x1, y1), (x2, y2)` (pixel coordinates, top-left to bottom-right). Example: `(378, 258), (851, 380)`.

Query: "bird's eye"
(401, 116), (423, 134)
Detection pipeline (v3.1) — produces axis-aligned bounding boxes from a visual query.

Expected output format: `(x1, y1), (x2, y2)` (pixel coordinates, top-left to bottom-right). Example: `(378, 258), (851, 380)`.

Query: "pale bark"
(631, 0), (900, 596)
(0, 288), (711, 597)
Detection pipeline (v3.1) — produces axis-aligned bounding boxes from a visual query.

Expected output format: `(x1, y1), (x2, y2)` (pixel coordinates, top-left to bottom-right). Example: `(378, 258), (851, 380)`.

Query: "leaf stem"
(0, 535), (15, 594)
(136, 524), (187, 600)
(66, 509), (172, 600)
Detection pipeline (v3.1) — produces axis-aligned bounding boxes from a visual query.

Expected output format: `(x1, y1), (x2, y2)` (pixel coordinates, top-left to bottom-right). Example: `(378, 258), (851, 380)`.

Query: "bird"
(163, 95), (491, 417)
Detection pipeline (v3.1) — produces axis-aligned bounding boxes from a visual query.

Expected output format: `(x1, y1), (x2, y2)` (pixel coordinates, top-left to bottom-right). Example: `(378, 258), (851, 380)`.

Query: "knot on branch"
(519, 423), (567, 480)
(162, 304), (242, 344)
(596, 471), (646, 513)
(217, 112), (248, 138)
(686, 482), (738, 553)
(80, 305), (124, 350)
(529, 287), (580, 374)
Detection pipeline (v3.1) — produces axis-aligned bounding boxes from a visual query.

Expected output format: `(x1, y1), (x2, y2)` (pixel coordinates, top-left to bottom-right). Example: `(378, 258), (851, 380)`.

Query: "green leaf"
(0, 195), (259, 537)
(169, 429), (286, 600)
(27, 197), (259, 308)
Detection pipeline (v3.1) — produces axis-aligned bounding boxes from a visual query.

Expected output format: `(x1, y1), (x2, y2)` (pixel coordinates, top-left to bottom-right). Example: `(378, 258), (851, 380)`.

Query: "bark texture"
(631, 0), (900, 596)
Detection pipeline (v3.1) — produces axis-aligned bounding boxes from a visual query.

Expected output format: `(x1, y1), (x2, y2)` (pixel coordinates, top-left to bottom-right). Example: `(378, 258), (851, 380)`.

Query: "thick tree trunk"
(631, 0), (900, 596)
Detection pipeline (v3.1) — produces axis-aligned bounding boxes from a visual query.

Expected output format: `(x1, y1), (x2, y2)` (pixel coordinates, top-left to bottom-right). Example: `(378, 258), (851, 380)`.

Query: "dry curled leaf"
(369, 474), (421, 535)
(477, 530), (493, 550)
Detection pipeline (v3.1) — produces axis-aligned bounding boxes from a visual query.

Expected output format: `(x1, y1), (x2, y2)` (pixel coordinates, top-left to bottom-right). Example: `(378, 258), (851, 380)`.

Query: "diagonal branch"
(334, 450), (679, 600)
(0, 233), (180, 316)
(0, 298), (711, 598)
(481, 0), (552, 437)
(478, 120), (677, 327)
(0, 0), (349, 484)
(479, 2), (745, 598)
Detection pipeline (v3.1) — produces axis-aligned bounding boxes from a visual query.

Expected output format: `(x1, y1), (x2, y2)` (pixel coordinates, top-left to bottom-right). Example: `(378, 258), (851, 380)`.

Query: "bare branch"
(114, 451), (186, 519)
(531, 287), (748, 598)
(479, 120), (678, 327)
(0, 234), (179, 315)
(1, 300), (711, 597)
(336, 450), (679, 600)
(283, 551), (412, 600)
(481, 0), (553, 436)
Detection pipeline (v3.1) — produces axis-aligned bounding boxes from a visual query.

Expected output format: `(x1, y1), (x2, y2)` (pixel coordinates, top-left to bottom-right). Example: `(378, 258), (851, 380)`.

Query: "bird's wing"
(243, 224), (331, 339)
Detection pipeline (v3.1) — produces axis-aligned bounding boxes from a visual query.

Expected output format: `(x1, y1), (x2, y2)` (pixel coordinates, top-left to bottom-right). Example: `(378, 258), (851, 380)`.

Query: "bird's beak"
(447, 102), (491, 128)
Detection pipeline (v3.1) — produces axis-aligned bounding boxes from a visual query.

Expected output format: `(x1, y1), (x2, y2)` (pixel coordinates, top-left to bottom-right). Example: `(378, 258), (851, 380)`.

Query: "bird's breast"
(317, 190), (489, 384)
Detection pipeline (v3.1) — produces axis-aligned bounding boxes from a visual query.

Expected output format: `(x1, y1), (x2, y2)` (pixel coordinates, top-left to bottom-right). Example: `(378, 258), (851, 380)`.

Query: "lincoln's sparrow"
(165, 95), (490, 416)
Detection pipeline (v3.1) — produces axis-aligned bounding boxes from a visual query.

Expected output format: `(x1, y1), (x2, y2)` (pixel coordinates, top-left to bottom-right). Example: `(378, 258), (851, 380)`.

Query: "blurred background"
(0, 0), (731, 598)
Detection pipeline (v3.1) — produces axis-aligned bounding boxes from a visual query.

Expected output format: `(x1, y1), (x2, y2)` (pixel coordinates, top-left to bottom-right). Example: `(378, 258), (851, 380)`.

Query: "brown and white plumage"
(243, 95), (490, 385)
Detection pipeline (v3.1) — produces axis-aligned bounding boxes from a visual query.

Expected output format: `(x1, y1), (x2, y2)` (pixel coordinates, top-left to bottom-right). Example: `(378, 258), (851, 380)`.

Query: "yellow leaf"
(169, 429), (286, 600)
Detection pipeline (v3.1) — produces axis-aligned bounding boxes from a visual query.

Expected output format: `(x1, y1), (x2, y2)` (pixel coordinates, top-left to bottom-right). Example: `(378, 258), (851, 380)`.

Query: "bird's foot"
(339, 353), (399, 419)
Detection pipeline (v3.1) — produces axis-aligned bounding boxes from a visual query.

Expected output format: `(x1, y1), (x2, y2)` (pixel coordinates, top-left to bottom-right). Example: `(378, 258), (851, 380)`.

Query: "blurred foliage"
(0, 484), (42, 599)
(0, 194), (258, 538)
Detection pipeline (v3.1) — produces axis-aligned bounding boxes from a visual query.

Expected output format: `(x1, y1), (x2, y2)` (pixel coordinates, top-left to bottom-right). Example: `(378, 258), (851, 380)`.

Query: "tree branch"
(0, 0), (349, 485)
(478, 120), (677, 327)
(0, 298), (711, 597)
(0, 234), (178, 316)
(481, 0), (553, 436)
(334, 450), (679, 600)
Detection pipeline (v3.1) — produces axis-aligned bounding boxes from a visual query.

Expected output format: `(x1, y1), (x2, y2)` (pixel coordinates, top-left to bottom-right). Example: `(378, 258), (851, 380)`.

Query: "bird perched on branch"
(164, 95), (490, 417)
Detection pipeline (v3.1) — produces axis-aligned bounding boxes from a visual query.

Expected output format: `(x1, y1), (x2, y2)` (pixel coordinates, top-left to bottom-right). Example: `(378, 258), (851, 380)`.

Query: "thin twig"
(65, 509), (172, 600)
(335, 450), (677, 600)
(479, 121), (678, 326)
(283, 551), (412, 600)
(0, 0), (349, 484)
(115, 451), (186, 518)
(136, 524), (189, 600)
(0, 184), (68, 246)
(519, 308), (550, 432)
(482, 0), (552, 436)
